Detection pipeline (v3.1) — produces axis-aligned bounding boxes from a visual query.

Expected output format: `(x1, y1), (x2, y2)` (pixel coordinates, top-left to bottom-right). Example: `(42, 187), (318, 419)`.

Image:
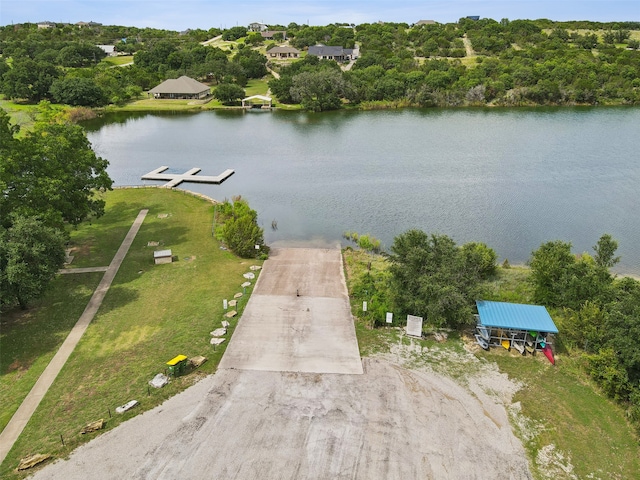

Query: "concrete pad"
(219, 248), (363, 375)
(29, 359), (532, 480)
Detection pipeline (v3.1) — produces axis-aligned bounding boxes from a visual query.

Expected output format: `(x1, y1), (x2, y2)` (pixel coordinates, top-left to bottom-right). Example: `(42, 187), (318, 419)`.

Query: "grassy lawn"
(204, 38), (238, 51)
(0, 99), (66, 133)
(342, 248), (640, 480)
(100, 55), (134, 66)
(244, 76), (272, 97)
(111, 98), (219, 111)
(487, 352), (640, 479)
(0, 188), (262, 478)
(0, 274), (103, 432)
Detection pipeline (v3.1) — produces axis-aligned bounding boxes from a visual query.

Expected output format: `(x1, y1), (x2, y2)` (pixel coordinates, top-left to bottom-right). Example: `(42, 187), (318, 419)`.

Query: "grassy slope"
(343, 248), (640, 480)
(489, 352), (639, 479)
(0, 188), (262, 478)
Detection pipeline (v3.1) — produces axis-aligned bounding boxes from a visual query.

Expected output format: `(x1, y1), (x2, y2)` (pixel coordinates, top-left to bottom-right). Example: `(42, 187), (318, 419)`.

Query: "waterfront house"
(149, 76), (210, 100)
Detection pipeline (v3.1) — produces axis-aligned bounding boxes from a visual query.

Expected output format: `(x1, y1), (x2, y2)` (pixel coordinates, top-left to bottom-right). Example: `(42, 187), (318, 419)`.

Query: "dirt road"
(31, 248), (532, 479)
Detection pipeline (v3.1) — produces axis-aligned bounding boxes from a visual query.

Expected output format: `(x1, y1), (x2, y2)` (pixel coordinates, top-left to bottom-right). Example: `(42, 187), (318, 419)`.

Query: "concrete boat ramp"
(29, 248), (531, 480)
(141, 166), (234, 188)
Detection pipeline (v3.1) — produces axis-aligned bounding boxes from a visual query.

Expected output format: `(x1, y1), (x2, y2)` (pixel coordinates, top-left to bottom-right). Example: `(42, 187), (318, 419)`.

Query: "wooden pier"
(141, 166), (234, 188)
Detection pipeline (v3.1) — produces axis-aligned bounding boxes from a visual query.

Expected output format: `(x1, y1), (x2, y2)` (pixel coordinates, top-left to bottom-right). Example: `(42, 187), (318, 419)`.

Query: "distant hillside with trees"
(0, 18), (638, 110)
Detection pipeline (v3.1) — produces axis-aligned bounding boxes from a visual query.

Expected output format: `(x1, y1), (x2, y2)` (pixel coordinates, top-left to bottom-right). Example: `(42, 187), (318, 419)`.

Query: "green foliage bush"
(387, 230), (489, 328)
(343, 231), (382, 253)
(215, 196), (266, 258)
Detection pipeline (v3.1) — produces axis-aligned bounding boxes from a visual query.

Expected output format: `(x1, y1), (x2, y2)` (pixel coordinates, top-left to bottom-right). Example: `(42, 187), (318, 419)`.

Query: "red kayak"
(542, 345), (555, 365)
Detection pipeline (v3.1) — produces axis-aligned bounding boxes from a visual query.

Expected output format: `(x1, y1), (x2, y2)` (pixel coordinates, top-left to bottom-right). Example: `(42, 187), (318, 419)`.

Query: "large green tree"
(1, 58), (60, 101)
(0, 215), (66, 309)
(594, 233), (621, 269)
(529, 235), (616, 309)
(528, 240), (576, 307)
(232, 48), (267, 79)
(213, 83), (245, 104)
(50, 77), (108, 106)
(0, 108), (113, 309)
(0, 108), (113, 228)
(290, 69), (349, 112)
(387, 230), (483, 327)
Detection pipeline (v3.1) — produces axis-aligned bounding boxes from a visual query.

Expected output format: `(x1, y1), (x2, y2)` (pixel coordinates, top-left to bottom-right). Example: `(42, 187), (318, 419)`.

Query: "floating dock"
(141, 166), (234, 188)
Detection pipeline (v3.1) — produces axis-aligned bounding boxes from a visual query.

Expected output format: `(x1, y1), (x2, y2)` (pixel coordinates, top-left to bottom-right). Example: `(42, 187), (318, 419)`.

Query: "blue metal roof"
(475, 300), (558, 333)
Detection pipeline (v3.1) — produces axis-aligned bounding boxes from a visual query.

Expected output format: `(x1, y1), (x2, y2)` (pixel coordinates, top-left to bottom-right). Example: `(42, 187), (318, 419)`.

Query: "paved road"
(0, 210), (148, 466)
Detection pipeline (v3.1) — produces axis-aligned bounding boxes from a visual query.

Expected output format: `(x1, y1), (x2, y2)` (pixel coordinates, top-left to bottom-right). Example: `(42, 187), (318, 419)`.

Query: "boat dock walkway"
(141, 166), (234, 188)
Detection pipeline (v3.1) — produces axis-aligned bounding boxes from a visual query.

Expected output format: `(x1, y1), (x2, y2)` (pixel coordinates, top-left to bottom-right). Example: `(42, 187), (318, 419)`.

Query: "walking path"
(462, 34), (476, 57)
(0, 210), (149, 466)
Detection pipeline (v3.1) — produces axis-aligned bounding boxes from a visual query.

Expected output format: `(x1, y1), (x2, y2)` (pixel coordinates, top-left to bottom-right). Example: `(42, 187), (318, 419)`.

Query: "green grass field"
(343, 248), (640, 479)
(0, 188), (262, 478)
(101, 55), (134, 66)
(0, 99), (64, 133)
(244, 77), (272, 97)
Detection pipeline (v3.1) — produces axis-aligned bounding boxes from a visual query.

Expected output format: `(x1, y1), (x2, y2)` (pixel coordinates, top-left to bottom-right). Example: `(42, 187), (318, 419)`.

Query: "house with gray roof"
(308, 45), (354, 62)
(149, 76), (211, 100)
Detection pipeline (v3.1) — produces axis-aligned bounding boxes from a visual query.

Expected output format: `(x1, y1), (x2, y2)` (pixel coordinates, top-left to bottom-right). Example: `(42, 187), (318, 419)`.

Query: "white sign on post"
(362, 301), (367, 312)
(386, 312), (393, 324)
(406, 315), (423, 337)
(223, 299), (228, 310)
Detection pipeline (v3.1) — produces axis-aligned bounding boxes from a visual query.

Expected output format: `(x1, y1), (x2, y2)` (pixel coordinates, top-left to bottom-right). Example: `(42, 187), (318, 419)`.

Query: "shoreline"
(101, 99), (635, 115)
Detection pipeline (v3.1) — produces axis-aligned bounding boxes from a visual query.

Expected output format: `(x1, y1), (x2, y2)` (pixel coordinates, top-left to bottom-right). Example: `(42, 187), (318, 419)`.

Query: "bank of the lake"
(85, 106), (640, 276)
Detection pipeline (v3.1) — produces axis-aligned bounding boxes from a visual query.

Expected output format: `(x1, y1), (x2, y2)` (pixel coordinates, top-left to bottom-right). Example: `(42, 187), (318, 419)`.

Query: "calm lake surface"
(85, 107), (640, 275)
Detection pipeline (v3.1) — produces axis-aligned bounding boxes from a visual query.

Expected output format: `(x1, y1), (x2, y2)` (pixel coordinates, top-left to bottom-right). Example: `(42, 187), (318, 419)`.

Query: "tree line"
(2, 18), (638, 110)
(271, 19), (640, 110)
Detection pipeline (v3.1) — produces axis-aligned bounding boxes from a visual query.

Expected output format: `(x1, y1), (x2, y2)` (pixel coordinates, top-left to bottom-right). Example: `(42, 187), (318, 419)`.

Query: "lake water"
(85, 107), (640, 275)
